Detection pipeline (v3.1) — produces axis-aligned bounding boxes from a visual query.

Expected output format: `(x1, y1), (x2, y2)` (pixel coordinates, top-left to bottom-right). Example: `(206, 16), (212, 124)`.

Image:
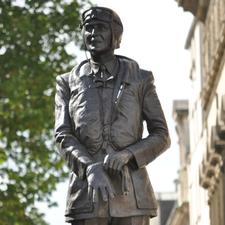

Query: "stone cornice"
(176, 0), (210, 22)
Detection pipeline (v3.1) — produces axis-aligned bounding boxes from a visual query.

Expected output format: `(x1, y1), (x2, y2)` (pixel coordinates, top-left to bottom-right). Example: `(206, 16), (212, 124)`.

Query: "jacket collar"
(117, 56), (139, 85)
(78, 56), (118, 78)
(74, 55), (139, 85)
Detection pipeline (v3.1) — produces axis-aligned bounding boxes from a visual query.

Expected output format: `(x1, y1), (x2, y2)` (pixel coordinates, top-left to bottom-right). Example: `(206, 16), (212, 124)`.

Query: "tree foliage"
(0, 0), (90, 224)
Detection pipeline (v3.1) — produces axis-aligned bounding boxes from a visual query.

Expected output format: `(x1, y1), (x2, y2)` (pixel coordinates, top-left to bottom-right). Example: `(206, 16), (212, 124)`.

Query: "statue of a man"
(55, 6), (170, 225)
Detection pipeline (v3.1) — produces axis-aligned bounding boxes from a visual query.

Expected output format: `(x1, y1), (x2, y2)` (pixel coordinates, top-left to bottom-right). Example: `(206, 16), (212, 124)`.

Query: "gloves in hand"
(86, 162), (115, 202)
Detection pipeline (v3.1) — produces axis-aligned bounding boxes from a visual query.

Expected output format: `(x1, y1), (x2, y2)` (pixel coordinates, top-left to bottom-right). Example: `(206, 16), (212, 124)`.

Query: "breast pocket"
(68, 86), (103, 149)
(118, 86), (139, 114)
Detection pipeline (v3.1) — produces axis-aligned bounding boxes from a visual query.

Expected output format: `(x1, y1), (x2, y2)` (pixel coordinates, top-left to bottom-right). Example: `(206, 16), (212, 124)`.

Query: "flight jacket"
(54, 55), (171, 221)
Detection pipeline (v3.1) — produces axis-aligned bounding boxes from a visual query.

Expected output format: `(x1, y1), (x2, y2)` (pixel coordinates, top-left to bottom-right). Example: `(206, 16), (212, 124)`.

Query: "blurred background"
(0, 0), (224, 225)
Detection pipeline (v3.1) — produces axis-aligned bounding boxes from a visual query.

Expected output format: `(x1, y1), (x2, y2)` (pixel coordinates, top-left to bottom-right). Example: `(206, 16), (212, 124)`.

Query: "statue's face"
(83, 21), (112, 54)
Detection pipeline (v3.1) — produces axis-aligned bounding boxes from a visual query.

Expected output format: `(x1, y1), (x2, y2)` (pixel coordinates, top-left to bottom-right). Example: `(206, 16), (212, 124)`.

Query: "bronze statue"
(54, 6), (170, 225)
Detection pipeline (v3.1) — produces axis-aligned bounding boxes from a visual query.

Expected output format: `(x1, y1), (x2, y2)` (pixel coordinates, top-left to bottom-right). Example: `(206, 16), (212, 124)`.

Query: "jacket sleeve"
(54, 74), (93, 179)
(126, 71), (171, 168)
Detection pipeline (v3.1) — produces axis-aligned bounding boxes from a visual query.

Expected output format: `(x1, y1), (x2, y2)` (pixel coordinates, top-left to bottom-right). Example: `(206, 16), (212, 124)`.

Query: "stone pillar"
(199, 94), (225, 225)
(172, 100), (190, 225)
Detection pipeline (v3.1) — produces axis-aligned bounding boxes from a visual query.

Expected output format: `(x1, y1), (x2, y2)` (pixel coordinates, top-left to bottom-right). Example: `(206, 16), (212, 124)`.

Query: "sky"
(37, 1), (193, 224)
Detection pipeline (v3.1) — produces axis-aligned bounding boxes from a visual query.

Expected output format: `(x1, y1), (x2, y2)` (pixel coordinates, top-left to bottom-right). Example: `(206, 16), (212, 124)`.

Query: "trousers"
(71, 216), (149, 225)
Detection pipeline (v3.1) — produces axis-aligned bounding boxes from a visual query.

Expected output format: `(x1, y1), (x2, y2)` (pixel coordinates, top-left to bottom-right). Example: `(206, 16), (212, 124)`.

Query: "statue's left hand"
(103, 150), (133, 174)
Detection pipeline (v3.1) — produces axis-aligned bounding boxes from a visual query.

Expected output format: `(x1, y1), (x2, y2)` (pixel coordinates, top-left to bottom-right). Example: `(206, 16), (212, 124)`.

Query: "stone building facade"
(170, 0), (225, 225)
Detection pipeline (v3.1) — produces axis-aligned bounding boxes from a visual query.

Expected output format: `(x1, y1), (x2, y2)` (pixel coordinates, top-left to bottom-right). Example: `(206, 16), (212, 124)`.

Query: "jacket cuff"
(59, 136), (94, 179)
(126, 134), (171, 169)
(123, 149), (138, 170)
(126, 145), (154, 169)
(71, 151), (93, 179)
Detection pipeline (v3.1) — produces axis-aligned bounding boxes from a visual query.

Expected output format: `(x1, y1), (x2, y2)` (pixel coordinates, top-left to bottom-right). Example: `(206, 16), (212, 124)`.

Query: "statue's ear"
(115, 36), (122, 49)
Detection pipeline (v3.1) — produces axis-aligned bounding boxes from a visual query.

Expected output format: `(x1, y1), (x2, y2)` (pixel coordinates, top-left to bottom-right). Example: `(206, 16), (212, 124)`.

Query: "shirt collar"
(78, 57), (119, 78)
(103, 57), (119, 78)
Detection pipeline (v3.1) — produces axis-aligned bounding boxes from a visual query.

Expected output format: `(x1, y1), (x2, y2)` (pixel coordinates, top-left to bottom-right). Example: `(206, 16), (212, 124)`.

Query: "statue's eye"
(84, 23), (108, 33)
(98, 24), (108, 31)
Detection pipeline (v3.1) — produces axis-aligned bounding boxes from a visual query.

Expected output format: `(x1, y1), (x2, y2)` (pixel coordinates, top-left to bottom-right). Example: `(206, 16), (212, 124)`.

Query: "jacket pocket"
(131, 168), (157, 210)
(65, 173), (93, 215)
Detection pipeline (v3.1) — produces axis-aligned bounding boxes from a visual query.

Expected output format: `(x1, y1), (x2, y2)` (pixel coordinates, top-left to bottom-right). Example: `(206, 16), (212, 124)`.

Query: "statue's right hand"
(86, 162), (115, 202)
